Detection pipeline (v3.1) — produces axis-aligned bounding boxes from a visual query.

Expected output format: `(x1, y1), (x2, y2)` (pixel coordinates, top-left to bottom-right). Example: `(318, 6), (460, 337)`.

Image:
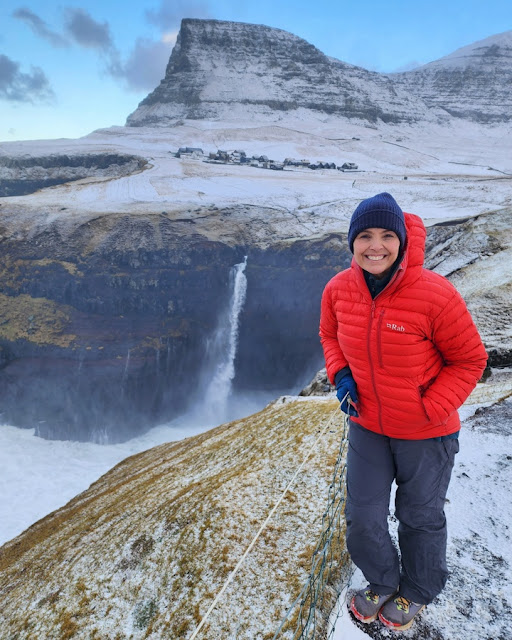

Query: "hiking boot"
(379, 594), (425, 631)
(350, 587), (396, 623)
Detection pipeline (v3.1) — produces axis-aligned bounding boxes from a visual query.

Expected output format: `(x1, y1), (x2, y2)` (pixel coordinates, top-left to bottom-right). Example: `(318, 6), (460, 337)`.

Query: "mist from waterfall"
(200, 256), (248, 424)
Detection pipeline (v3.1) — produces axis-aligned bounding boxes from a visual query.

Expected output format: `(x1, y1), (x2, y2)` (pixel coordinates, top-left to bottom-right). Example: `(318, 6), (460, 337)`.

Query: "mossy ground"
(0, 398), (349, 639)
(0, 292), (75, 346)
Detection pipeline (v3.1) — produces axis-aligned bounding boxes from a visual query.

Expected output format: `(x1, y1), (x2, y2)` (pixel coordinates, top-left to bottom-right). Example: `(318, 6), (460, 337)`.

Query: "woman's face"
(353, 227), (401, 279)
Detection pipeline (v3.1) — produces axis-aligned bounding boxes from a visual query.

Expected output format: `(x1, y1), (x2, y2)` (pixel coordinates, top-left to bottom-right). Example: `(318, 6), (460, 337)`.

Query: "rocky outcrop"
(424, 207), (512, 368)
(0, 153), (147, 197)
(126, 18), (434, 127)
(127, 19), (512, 127)
(299, 368), (333, 396)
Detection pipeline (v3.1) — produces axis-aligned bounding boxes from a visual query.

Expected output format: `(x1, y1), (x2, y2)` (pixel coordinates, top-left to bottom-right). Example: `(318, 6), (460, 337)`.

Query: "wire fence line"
(273, 410), (353, 640)
(188, 401), (350, 640)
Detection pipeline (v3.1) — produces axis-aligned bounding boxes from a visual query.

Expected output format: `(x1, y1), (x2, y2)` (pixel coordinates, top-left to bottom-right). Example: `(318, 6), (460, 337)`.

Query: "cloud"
(8, 5), (186, 97)
(0, 53), (55, 103)
(61, 7), (127, 84)
(110, 0), (212, 92)
(145, 0), (212, 29)
(12, 7), (69, 47)
(64, 7), (113, 51)
(110, 37), (173, 91)
(162, 31), (179, 45)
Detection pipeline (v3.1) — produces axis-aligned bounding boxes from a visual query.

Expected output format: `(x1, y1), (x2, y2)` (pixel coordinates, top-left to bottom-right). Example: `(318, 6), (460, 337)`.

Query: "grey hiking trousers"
(345, 420), (459, 605)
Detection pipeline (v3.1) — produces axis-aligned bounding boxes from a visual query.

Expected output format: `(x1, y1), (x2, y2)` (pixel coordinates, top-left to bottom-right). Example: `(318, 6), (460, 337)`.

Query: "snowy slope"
(392, 31), (512, 123)
(1, 119), (511, 241)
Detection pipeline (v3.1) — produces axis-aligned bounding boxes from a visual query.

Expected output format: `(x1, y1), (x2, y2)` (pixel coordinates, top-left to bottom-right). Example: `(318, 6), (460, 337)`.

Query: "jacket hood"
(403, 212), (427, 271)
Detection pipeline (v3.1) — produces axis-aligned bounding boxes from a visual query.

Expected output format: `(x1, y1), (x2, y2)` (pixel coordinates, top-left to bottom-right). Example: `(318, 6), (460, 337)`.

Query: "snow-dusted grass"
(0, 398), (348, 639)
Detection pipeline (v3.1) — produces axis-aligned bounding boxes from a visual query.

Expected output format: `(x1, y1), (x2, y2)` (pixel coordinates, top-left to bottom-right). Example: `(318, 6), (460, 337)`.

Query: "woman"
(319, 193), (487, 631)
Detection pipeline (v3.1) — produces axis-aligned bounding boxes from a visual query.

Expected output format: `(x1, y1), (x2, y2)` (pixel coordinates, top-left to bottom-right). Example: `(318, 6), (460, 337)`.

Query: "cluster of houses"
(174, 147), (359, 172)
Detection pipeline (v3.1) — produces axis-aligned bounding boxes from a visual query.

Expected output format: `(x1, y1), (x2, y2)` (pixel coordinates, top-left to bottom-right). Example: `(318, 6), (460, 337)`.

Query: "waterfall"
(201, 256), (248, 423)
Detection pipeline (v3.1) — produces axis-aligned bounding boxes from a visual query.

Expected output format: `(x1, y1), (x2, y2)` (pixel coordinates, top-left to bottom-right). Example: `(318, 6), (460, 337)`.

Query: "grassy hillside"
(0, 397), (349, 639)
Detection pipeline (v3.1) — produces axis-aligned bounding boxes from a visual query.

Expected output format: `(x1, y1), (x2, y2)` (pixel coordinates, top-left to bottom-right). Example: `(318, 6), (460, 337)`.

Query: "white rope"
(188, 397), (345, 640)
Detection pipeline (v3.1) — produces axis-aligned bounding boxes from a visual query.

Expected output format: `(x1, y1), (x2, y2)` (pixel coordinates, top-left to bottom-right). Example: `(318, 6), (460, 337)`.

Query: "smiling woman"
(319, 191), (487, 631)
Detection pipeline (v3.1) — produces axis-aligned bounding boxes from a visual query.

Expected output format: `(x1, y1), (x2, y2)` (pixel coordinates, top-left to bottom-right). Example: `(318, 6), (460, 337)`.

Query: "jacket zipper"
(376, 309), (385, 368)
(367, 300), (384, 433)
(357, 260), (405, 435)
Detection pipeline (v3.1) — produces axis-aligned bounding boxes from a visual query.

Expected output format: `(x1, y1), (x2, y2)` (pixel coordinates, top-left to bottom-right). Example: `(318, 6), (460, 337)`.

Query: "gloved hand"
(335, 372), (359, 417)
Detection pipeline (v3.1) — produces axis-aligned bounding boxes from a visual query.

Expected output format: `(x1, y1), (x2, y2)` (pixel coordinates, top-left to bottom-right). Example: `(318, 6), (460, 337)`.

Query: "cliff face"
(0, 153), (147, 197)
(0, 204), (509, 443)
(424, 207), (512, 368)
(0, 210), (348, 442)
(127, 19), (512, 127)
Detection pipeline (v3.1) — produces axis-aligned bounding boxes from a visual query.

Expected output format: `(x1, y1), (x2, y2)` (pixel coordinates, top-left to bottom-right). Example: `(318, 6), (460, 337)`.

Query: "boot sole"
(350, 599), (379, 623)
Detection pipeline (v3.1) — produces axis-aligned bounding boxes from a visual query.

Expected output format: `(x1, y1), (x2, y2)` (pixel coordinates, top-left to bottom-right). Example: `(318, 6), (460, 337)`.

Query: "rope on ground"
(188, 399), (345, 640)
(272, 408), (352, 640)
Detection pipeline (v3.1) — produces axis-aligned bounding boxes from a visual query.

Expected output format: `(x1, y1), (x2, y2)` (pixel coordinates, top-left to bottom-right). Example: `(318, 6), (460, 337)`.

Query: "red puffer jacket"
(319, 212), (488, 439)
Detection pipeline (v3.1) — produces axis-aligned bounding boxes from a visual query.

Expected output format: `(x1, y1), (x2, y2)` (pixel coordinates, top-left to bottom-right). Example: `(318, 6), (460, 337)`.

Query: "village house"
(176, 147), (204, 158)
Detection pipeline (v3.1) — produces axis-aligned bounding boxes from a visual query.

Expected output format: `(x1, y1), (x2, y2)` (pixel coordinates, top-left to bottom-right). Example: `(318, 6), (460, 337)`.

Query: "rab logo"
(387, 322), (405, 332)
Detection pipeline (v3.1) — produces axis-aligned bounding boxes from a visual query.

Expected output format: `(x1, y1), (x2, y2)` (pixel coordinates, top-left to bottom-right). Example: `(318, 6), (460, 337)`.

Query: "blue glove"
(335, 372), (359, 417)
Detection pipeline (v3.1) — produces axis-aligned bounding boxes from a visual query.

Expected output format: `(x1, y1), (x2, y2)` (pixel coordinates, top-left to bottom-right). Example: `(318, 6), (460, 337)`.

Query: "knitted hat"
(347, 192), (406, 253)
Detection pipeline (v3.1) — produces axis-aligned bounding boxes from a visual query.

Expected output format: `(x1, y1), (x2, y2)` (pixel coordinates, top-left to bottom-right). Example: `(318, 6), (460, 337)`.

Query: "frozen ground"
(1, 118), (510, 239)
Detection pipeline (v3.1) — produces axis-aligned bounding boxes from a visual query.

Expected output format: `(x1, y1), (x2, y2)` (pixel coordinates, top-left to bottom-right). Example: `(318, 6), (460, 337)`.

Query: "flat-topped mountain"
(127, 19), (512, 127)
(126, 18), (435, 127)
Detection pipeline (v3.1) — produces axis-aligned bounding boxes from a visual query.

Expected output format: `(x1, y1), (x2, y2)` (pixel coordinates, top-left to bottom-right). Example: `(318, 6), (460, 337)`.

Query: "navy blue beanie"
(348, 192), (406, 253)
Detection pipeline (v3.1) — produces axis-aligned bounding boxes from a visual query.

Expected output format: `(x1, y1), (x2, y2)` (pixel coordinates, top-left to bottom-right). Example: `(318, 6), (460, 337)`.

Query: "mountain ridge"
(127, 19), (512, 127)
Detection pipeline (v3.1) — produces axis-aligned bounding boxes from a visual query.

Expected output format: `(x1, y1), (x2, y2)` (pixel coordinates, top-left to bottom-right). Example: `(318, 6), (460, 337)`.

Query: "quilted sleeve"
(421, 287), (488, 426)
(319, 280), (349, 384)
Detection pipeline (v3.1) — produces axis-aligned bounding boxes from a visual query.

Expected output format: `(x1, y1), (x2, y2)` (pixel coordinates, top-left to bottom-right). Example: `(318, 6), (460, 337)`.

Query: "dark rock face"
(235, 235), (349, 392)
(0, 215), (348, 442)
(0, 154), (147, 197)
(1, 203), (507, 442)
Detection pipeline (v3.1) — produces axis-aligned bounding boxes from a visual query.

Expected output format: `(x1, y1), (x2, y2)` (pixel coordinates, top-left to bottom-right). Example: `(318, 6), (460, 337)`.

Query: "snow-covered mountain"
(126, 18), (436, 127)
(391, 31), (512, 122)
(127, 19), (512, 127)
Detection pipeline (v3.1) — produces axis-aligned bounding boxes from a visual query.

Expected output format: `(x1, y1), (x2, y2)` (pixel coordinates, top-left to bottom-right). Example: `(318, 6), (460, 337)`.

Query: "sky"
(0, 0), (511, 142)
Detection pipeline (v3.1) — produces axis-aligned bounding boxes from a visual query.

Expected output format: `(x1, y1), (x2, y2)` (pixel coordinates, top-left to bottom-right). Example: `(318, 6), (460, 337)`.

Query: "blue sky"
(1, 0), (511, 142)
